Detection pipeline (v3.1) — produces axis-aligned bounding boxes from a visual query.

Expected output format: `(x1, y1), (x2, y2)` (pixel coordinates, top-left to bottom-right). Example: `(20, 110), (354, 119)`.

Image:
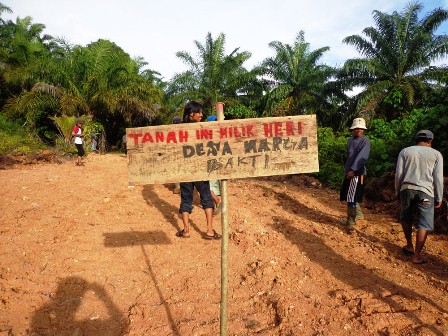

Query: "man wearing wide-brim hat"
(339, 117), (371, 230)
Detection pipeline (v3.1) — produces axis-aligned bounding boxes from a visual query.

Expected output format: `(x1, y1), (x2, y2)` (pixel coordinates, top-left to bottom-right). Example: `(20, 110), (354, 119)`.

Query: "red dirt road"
(1, 153), (447, 335)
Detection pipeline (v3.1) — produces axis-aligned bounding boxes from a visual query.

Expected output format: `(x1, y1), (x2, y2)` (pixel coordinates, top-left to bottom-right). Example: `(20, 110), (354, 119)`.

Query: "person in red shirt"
(72, 120), (85, 166)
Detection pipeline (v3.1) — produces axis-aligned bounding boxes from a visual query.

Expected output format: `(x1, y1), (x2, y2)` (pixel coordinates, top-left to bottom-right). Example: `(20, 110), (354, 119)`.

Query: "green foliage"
(49, 115), (76, 144)
(362, 109), (425, 178)
(366, 137), (396, 176)
(383, 88), (404, 110)
(314, 127), (347, 189)
(224, 104), (257, 119)
(0, 113), (46, 154)
(54, 136), (76, 156)
(414, 105), (448, 173)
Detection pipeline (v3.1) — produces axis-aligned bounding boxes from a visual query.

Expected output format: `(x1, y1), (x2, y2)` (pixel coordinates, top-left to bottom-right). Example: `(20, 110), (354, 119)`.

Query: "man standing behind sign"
(395, 130), (443, 264)
(340, 118), (371, 230)
(176, 101), (221, 240)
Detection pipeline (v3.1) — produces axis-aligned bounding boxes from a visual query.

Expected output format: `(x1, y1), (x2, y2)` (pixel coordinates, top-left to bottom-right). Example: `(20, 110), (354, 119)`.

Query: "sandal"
(412, 258), (428, 264)
(205, 230), (221, 240)
(175, 229), (190, 238)
(402, 246), (414, 256)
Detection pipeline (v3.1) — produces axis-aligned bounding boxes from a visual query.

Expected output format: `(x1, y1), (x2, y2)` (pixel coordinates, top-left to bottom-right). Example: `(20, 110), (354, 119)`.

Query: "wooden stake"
(216, 102), (229, 336)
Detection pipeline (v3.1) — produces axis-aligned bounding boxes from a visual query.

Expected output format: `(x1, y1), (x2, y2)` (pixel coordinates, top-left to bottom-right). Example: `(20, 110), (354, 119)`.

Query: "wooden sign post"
(215, 103), (229, 336)
(126, 113), (319, 335)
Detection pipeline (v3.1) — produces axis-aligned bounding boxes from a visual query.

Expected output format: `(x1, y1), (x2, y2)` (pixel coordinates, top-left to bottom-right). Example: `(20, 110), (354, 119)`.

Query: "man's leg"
(204, 208), (214, 236)
(413, 229), (429, 263)
(399, 190), (415, 253)
(401, 222), (414, 252)
(355, 203), (365, 220)
(412, 192), (434, 263)
(341, 202), (357, 228)
(178, 182), (194, 237)
(75, 144), (82, 165)
(195, 181), (219, 238)
(180, 212), (191, 237)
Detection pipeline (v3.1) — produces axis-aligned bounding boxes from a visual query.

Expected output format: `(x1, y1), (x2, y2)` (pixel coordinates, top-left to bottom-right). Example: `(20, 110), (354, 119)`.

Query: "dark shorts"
(399, 189), (434, 231)
(75, 144), (85, 157)
(179, 181), (214, 214)
(340, 175), (365, 204)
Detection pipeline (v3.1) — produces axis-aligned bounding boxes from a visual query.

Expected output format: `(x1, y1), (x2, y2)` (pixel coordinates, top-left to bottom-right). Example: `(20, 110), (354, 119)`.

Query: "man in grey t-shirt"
(395, 130), (443, 264)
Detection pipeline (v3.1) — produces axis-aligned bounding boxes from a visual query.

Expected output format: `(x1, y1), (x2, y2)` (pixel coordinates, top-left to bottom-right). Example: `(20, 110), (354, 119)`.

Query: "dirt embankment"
(1, 153), (447, 336)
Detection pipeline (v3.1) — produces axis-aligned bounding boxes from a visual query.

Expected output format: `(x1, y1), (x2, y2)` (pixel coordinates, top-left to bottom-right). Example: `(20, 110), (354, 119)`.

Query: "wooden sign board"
(127, 115), (319, 185)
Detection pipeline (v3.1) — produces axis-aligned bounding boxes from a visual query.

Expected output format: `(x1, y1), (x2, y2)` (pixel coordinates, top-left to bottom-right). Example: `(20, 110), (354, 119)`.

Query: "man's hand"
(435, 201), (443, 209)
(346, 171), (355, 179)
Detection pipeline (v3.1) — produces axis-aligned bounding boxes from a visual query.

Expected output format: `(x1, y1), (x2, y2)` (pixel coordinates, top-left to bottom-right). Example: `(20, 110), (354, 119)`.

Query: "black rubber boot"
(340, 206), (357, 228)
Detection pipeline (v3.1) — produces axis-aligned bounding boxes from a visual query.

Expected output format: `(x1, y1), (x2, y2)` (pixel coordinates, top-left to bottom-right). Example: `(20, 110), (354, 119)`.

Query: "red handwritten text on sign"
(128, 121), (303, 145)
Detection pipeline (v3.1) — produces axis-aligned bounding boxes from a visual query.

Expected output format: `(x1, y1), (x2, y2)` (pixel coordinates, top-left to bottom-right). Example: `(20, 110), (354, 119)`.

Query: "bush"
(224, 105), (258, 119)
(315, 127), (347, 189)
(367, 109), (426, 178)
(0, 114), (47, 154)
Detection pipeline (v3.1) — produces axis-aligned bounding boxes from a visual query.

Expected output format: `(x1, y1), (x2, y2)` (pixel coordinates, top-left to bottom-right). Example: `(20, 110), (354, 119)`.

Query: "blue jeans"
(399, 189), (434, 231)
(179, 181), (214, 214)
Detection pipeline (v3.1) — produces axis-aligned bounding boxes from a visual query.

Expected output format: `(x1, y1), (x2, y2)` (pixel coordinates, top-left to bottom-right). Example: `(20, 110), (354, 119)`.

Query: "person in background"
(207, 115), (222, 215)
(339, 117), (371, 230)
(172, 116), (182, 124)
(395, 130), (443, 264)
(176, 101), (220, 240)
(122, 134), (127, 155)
(72, 120), (85, 166)
(90, 131), (99, 153)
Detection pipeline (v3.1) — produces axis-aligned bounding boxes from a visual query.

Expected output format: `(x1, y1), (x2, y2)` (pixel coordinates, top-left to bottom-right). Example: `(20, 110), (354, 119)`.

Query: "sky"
(3, 0), (448, 81)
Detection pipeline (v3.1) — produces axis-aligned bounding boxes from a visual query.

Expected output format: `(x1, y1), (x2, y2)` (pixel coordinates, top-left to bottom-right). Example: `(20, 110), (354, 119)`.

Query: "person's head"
(415, 129), (434, 146)
(76, 120), (84, 127)
(350, 117), (367, 137)
(172, 116), (182, 124)
(183, 101), (203, 123)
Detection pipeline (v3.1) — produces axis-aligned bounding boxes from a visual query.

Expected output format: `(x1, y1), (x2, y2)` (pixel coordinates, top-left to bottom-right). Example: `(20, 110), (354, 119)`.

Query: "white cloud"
(3, 0), (447, 79)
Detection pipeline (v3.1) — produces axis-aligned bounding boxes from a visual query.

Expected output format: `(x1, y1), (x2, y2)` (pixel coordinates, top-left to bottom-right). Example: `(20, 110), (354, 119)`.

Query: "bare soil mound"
(1, 154), (447, 336)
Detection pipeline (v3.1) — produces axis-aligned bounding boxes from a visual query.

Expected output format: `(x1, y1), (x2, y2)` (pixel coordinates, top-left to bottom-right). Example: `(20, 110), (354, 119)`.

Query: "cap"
(350, 117), (367, 130)
(415, 130), (434, 139)
(76, 120), (84, 124)
(172, 116), (182, 124)
(207, 115), (217, 121)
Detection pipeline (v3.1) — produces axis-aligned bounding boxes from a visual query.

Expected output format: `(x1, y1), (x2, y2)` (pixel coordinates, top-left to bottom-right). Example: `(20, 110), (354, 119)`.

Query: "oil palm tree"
(0, 2), (12, 25)
(0, 15), (51, 93)
(3, 38), (163, 142)
(166, 32), (259, 115)
(339, 1), (448, 121)
(260, 31), (337, 117)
